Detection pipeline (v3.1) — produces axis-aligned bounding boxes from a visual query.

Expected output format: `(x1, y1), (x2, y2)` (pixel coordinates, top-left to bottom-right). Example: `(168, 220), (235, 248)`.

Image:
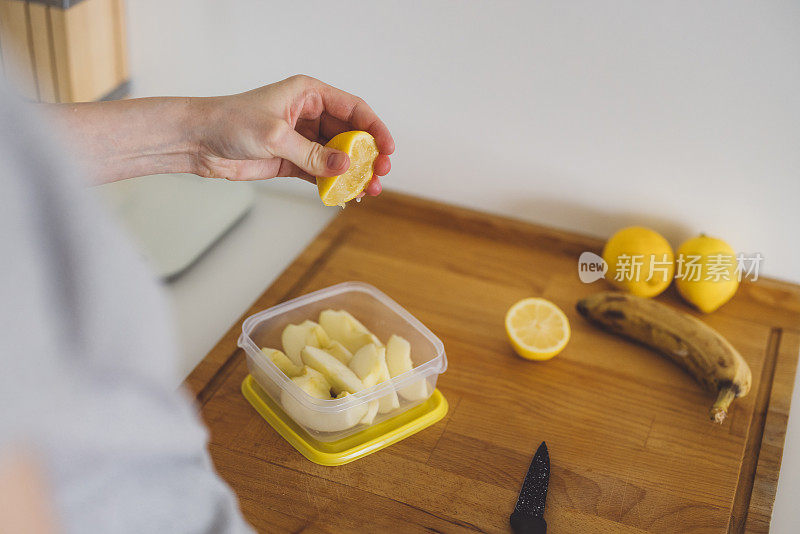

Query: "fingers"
(365, 175), (382, 196)
(275, 76), (393, 195)
(314, 82), (395, 155)
(273, 127), (350, 178)
(373, 154), (391, 176)
(296, 117), (320, 143)
(318, 113), (351, 143)
(276, 160), (316, 183)
(318, 112), (390, 177)
(320, 110), (393, 156)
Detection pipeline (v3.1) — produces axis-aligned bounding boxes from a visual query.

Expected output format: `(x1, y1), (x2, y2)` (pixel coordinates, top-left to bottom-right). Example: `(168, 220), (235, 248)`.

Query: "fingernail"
(327, 151), (348, 172)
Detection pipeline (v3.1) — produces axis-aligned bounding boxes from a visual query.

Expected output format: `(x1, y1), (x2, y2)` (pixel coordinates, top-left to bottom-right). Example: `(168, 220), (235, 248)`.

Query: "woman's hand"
(190, 75), (394, 196)
(48, 75), (393, 193)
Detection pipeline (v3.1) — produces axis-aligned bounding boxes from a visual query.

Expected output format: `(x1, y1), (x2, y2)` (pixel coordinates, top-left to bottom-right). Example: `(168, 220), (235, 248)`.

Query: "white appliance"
(98, 173), (255, 279)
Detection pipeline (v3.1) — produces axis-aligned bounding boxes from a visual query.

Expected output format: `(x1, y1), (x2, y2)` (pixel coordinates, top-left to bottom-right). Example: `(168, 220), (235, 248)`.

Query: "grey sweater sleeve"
(0, 86), (253, 534)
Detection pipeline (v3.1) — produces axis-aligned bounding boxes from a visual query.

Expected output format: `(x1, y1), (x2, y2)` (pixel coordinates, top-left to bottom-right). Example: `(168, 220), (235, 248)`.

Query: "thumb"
(273, 128), (350, 177)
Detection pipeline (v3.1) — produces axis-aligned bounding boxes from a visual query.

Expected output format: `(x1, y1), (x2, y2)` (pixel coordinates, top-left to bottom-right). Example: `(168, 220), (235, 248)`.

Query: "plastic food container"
(238, 282), (448, 442)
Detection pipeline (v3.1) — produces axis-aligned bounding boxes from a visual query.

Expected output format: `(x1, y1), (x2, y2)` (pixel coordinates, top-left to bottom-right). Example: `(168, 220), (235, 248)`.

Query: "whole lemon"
(602, 226), (675, 298)
(675, 235), (739, 313)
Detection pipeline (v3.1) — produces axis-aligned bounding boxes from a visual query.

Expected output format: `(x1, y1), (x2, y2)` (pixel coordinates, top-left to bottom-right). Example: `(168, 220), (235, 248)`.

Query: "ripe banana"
(576, 291), (751, 424)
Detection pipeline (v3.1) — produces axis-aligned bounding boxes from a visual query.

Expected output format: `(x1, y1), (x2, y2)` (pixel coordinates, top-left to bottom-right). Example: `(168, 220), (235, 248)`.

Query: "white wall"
(127, 1), (800, 282)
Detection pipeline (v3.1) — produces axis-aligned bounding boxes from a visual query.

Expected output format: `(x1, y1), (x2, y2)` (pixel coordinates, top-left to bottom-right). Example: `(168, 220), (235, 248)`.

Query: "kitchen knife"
(510, 441), (549, 534)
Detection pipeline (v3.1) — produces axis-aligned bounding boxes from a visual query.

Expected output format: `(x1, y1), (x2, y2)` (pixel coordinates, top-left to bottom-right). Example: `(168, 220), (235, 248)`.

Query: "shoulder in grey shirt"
(0, 87), (253, 533)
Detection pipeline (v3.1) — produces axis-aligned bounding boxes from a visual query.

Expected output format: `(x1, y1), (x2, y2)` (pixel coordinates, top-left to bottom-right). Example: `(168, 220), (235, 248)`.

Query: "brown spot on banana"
(576, 291), (751, 424)
(602, 309), (626, 321)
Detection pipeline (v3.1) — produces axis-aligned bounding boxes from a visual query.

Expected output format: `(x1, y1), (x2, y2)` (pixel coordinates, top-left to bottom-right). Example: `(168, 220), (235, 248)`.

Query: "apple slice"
(349, 343), (384, 387)
(281, 321), (329, 367)
(349, 343), (401, 414)
(292, 366), (333, 398)
(359, 399), (380, 425)
(347, 332), (383, 354)
(324, 340), (353, 365)
(319, 309), (382, 353)
(338, 392), (379, 426)
(281, 324), (308, 366)
(386, 334), (429, 401)
(300, 320), (330, 347)
(261, 348), (303, 377)
(318, 309), (352, 343)
(281, 392), (366, 432)
(375, 346), (400, 413)
(280, 368), (367, 432)
(301, 345), (364, 394)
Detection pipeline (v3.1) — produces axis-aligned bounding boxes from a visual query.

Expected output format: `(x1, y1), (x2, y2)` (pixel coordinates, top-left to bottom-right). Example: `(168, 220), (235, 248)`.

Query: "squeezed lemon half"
(505, 298), (571, 360)
(317, 131), (378, 207)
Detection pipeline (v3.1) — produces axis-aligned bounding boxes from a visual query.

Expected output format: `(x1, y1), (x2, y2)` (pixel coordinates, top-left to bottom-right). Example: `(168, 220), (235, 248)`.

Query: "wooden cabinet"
(0, 0), (128, 102)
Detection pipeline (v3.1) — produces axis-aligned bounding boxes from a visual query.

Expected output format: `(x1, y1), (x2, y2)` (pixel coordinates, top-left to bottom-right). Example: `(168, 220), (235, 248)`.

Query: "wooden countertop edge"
(738, 330), (800, 532)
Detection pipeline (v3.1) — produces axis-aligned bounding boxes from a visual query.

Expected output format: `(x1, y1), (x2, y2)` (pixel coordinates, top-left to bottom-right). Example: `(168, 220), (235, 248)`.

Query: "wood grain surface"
(27, 2), (58, 102)
(185, 191), (800, 533)
(0, 0), (38, 99)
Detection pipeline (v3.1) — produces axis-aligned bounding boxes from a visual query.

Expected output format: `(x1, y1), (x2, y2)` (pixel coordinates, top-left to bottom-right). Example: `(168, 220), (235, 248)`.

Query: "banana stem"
(710, 386), (737, 424)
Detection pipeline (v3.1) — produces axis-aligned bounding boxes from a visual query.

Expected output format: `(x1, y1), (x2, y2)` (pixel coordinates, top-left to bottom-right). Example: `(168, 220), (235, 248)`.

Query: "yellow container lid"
(241, 375), (448, 466)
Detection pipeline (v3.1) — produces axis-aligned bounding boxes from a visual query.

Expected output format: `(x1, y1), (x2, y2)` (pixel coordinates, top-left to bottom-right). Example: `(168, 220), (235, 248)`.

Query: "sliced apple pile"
(301, 346), (364, 394)
(258, 309), (430, 433)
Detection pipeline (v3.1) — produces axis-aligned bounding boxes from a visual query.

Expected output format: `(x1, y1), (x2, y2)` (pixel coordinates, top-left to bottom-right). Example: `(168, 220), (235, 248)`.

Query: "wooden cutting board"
(185, 192), (800, 533)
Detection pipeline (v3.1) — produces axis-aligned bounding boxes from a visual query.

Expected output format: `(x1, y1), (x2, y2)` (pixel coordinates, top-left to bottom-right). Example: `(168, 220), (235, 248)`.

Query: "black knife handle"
(510, 512), (546, 534)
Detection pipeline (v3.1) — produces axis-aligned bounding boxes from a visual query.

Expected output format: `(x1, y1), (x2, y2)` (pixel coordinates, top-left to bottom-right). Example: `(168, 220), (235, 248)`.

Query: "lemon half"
(505, 298), (571, 360)
(317, 131), (378, 207)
